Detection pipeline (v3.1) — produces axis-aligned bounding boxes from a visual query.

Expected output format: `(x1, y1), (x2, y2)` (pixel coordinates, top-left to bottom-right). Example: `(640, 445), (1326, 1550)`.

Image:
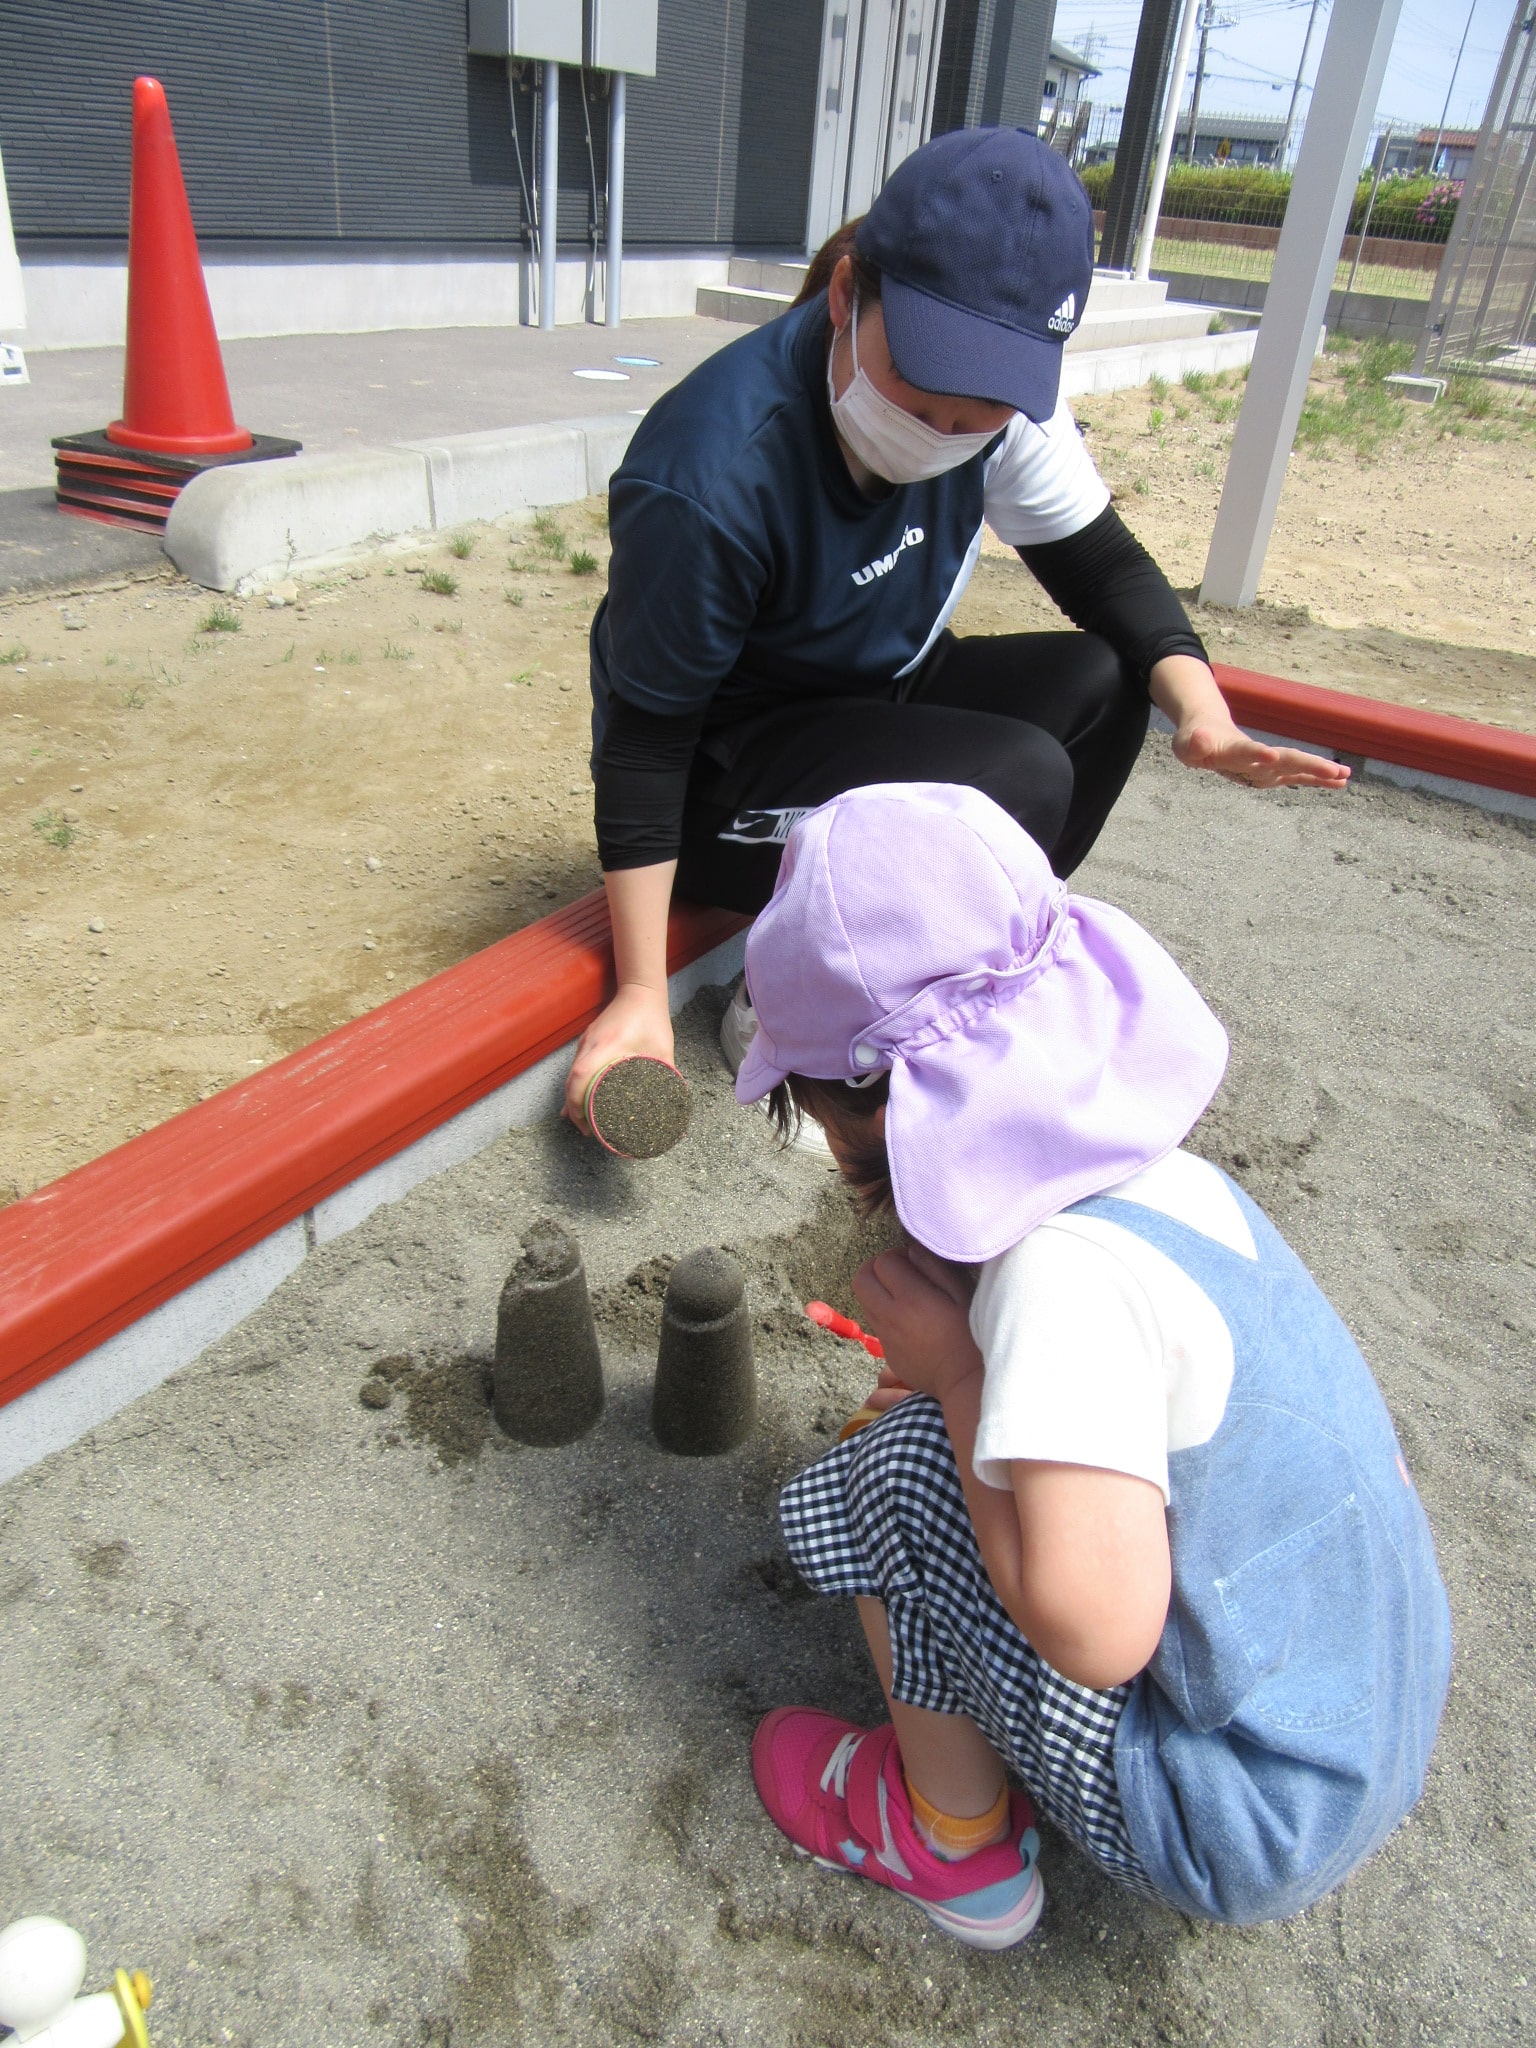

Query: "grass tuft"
(1447, 376), (1493, 420)
(420, 569), (458, 597)
(448, 532), (475, 559)
(1182, 369), (1210, 395)
(382, 640), (413, 660)
(198, 605), (242, 633)
(1147, 373), (1169, 403)
(568, 548), (600, 576)
(33, 809), (75, 850)
(2, 643), (30, 664)
(1294, 337), (1411, 460)
(531, 511), (568, 560)
(504, 587), (526, 607)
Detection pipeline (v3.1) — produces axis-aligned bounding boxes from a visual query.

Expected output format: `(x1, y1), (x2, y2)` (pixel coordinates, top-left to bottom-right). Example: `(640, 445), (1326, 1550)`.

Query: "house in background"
(1170, 109), (1287, 168)
(1373, 128), (1477, 181)
(1040, 37), (1099, 150)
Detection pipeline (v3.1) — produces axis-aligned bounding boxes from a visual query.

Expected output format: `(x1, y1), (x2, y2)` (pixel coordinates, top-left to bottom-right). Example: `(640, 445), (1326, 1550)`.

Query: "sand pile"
(2, 743), (1533, 2047)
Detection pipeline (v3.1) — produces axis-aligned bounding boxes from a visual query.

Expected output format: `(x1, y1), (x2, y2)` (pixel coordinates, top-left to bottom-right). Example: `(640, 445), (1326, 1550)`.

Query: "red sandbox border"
(0, 896), (747, 1411)
(2, 667), (1532, 1419)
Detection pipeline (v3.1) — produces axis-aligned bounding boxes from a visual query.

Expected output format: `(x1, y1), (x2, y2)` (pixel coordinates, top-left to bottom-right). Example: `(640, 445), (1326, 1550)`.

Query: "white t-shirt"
(970, 1149), (1257, 1502)
(982, 399), (1111, 548)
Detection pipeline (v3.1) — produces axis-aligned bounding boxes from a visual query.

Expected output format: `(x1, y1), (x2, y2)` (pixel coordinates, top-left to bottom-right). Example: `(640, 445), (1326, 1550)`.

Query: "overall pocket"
(1216, 1495), (1376, 1734)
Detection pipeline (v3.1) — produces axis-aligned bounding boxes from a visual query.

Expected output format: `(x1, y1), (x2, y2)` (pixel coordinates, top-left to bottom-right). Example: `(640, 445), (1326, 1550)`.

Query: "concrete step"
(1083, 271), (1170, 312)
(1066, 299), (1213, 352)
(727, 256), (809, 294)
(698, 278), (1218, 361)
(1060, 324), (1257, 399)
(696, 283), (793, 325)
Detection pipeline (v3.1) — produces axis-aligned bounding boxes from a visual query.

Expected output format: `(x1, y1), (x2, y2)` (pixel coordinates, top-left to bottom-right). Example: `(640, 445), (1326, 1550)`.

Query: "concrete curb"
(163, 413), (641, 592)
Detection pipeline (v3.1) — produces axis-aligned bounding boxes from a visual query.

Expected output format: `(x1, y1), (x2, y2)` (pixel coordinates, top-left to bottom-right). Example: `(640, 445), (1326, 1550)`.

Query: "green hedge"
(1078, 162), (1457, 243)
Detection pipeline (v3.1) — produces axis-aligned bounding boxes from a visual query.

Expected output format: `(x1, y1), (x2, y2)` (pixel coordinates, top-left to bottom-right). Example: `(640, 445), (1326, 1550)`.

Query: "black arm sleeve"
(1017, 503), (1208, 687)
(593, 693), (707, 872)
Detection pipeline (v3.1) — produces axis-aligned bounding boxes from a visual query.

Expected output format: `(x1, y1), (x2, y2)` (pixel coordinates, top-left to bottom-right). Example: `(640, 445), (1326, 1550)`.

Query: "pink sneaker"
(751, 1707), (1044, 1951)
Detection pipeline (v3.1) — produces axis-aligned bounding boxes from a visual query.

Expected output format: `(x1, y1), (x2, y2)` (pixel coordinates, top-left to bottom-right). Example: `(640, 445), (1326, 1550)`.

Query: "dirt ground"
(3, 341), (1535, 1202)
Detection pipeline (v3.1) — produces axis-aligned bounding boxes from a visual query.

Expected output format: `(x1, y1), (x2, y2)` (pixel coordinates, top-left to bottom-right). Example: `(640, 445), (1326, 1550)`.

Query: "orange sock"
(904, 1775), (1009, 1861)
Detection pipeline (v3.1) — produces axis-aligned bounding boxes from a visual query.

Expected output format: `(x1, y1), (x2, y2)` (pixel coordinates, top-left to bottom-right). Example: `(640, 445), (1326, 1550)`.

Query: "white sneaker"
(721, 980), (832, 1155)
(719, 978), (758, 1078)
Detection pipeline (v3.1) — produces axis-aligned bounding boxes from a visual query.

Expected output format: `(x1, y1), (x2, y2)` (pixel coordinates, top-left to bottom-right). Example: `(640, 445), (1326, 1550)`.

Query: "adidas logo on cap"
(1046, 292), (1076, 336)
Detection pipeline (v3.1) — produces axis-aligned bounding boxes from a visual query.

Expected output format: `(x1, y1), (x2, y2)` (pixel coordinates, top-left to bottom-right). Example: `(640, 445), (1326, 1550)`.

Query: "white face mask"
(827, 298), (1004, 485)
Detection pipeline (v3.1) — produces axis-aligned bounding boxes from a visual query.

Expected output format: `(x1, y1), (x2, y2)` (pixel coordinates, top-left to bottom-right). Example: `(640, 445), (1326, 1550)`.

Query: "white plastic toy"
(0, 1918), (151, 2048)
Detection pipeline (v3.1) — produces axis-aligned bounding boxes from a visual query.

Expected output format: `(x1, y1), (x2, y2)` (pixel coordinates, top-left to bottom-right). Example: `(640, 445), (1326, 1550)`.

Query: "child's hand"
(852, 1247), (982, 1404)
(863, 1366), (914, 1415)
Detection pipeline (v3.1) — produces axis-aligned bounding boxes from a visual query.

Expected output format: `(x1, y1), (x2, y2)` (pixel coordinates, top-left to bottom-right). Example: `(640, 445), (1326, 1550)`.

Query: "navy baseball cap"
(855, 128), (1095, 422)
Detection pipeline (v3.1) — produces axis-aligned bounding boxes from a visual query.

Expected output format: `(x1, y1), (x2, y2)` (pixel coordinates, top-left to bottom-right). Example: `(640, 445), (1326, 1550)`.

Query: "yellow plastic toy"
(0, 1918), (152, 2048)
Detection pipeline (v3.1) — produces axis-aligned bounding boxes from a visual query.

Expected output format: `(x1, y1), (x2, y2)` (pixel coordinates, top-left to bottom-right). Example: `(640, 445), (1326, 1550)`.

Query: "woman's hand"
(852, 1246), (981, 1405)
(563, 983), (674, 1134)
(564, 860), (678, 1135)
(1151, 653), (1350, 791)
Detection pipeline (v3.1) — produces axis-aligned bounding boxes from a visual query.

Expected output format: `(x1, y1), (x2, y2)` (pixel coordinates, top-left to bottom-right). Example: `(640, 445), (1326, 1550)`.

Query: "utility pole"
(1430, 0), (1479, 177)
(1184, 4), (1217, 163)
(1279, 0), (1325, 169)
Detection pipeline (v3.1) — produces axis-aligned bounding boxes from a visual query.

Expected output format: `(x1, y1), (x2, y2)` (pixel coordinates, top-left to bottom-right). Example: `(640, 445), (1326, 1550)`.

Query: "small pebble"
(61, 614), (86, 631)
(363, 938), (377, 950)
(364, 854), (382, 872)
(267, 593), (286, 609)
(70, 783), (83, 792)
(359, 1378), (394, 1410)
(88, 918), (104, 933)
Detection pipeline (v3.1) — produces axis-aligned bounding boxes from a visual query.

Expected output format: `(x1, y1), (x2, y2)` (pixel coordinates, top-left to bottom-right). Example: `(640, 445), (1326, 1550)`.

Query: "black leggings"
(675, 631), (1149, 915)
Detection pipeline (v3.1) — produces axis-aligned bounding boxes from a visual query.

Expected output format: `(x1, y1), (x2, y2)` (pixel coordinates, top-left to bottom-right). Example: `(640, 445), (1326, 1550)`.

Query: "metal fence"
(1080, 113), (1460, 304)
(1417, 5), (1536, 382)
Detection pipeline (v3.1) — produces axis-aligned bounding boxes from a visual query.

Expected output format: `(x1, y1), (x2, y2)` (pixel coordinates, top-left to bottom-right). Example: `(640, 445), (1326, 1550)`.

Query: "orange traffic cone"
(52, 77), (297, 532)
(107, 76), (252, 455)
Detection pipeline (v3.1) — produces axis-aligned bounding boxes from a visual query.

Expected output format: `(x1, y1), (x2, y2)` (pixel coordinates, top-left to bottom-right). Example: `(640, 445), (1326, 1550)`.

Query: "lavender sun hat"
(734, 784), (1229, 1263)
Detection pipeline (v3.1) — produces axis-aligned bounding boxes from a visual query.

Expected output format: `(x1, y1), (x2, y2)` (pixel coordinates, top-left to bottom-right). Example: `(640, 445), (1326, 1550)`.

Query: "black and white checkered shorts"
(780, 1395), (1157, 1899)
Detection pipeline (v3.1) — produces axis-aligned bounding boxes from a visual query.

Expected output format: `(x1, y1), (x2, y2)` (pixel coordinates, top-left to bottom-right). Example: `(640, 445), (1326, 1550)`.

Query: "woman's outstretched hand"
(563, 982), (675, 1135)
(1151, 652), (1351, 791)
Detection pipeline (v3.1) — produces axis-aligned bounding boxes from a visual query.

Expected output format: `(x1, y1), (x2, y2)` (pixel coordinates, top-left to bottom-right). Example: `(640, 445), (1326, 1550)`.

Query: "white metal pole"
(540, 59), (560, 332)
(606, 71), (626, 328)
(1200, 0), (1404, 608)
(0, 139), (26, 333)
(1135, 0), (1201, 281)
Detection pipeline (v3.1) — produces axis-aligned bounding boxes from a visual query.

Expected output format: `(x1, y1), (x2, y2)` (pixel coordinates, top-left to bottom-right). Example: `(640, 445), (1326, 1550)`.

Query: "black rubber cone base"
(52, 429), (302, 533)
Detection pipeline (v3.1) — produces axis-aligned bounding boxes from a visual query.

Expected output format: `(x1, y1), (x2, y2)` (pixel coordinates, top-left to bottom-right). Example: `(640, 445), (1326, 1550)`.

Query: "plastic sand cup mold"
(583, 1056), (692, 1159)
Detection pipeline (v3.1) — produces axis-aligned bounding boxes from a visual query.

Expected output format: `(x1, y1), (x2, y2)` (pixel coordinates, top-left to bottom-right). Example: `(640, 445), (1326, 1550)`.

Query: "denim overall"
(1071, 1175), (1453, 1924)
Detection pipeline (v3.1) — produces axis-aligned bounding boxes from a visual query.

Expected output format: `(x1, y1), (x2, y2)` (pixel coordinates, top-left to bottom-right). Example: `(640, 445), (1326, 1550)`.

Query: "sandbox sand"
(4, 743), (1534, 2047)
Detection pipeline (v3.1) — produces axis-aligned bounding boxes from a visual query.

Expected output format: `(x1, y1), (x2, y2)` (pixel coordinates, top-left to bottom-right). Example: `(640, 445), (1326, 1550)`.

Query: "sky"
(1050, 0), (1514, 145)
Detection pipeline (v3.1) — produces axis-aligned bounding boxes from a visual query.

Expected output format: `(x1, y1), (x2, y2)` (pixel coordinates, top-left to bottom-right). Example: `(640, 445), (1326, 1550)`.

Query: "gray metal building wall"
(932, 0), (1057, 141)
(0, 0), (819, 249)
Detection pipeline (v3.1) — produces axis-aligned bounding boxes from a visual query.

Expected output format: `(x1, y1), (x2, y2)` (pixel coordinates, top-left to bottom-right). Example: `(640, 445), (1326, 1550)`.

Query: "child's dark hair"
(792, 217), (883, 309)
(768, 1072), (894, 1216)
